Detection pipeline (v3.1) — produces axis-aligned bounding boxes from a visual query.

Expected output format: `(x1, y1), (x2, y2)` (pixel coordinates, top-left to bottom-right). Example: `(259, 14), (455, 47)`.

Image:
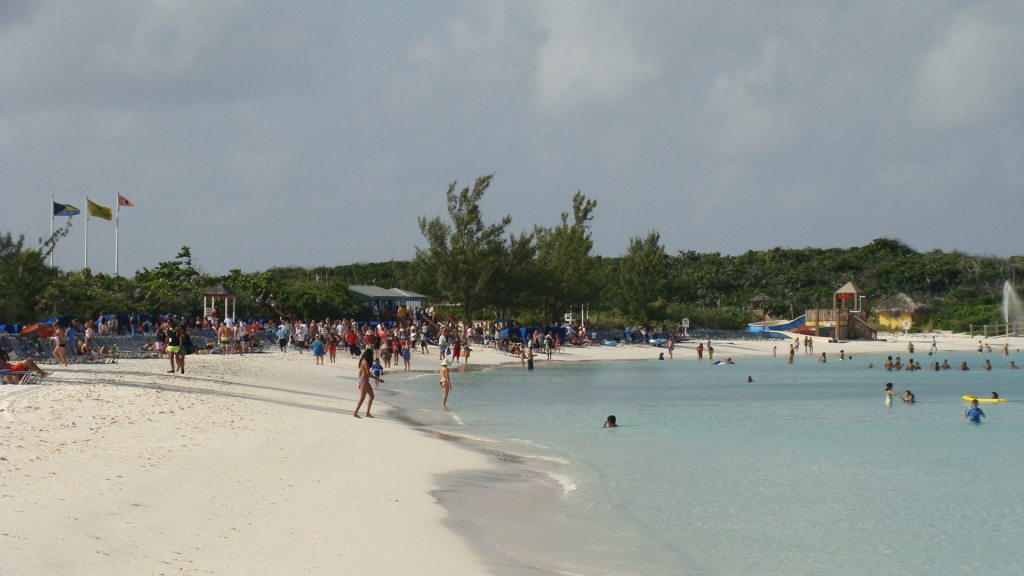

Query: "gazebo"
(203, 283), (236, 321)
(748, 293), (774, 318)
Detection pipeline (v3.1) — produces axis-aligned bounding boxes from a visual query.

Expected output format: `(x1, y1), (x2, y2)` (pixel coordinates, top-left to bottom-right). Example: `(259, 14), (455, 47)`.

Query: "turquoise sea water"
(388, 352), (1024, 575)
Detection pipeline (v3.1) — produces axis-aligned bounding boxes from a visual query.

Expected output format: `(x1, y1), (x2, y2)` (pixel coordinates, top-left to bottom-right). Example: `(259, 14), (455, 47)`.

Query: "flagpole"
(115, 193), (119, 276)
(84, 195), (89, 269)
(50, 194), (54, 267)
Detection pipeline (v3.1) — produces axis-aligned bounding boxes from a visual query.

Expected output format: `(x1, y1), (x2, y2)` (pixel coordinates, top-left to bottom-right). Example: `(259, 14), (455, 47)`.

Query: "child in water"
(885, 383), (899, 405)
(603, 415), (617, 428)
(964, 399), (985, 423)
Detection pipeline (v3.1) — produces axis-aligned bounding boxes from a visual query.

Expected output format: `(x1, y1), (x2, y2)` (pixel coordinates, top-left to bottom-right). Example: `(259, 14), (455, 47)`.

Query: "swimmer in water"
(818, 352), (827, 363)
(839, 349), (845, 361)
(868, 363), (874, 369)
(990, 392), (1000, 399)
(603, 415), (617, 428)
(719, 358), (735, 365)
(885, 382), (898, 405)
(983, 359), (992, 371)
(964, 399), (985, 423)
(658, 352), (665, 360)
(747, 376), (753, 382)
(884, 356), (893, 371)
(902, 390), (915, 404)
(941, 359), (951, 370)
(959, 361), (969, 371)
(1010, 362), (1019, 370)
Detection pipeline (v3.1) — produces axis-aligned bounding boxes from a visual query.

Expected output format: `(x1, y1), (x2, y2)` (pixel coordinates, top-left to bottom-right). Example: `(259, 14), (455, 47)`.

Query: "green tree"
(0, 225), (68, 322)
(534, 192), (600, 324)
(617, 230), (669, 325)
(415, 175), (511, 327)
(488, 230), (538, 322)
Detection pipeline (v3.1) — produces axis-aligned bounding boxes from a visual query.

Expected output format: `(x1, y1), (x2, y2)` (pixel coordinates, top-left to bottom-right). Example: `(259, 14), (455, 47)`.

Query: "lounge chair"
(0, 368), (43, 385)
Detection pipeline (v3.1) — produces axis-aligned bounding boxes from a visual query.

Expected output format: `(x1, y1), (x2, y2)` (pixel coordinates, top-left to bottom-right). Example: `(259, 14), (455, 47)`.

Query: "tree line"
(2, 174), (1022, 332)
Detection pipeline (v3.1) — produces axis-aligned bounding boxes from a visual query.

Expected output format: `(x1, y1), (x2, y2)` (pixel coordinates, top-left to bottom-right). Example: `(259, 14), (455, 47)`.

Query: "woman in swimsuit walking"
(439, 358), (452, 407)
(353, 348), (382, 418)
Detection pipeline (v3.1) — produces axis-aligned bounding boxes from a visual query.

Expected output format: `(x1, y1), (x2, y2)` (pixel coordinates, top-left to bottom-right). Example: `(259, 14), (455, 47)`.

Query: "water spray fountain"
(1004, 280), (1023, 338)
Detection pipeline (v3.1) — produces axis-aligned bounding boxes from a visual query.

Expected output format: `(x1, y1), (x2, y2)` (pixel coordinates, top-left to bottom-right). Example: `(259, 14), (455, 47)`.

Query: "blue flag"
(53, 201), (80, 217)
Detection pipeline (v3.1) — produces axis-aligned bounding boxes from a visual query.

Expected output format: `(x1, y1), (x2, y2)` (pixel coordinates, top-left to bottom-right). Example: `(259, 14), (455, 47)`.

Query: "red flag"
(118, 194), (134, 207)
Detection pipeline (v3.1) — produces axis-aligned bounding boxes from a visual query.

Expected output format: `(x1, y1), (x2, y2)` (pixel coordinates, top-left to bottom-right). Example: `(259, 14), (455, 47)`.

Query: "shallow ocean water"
(388, 351), (1024, 575)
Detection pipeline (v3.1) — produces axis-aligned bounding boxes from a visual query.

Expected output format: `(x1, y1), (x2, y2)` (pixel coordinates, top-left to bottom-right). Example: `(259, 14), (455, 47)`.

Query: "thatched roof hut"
(872, 293), (931, 314)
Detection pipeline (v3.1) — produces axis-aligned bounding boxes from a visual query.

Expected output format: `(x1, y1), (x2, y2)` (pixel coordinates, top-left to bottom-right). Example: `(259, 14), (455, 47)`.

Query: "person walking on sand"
(439, 358), (452, 407)
(327, 334), (338, 363)
(311, 336), (326, 365)
(176, 325), (192, 374)
(707, 344), (714, 361)
(931, 336), (938, 352)
(51, 321), (69, 367)
(773, 345), (777, 358)
(667, 337), (675, 359)
(217, 321), (231, 355)
(696, 342), (704, 360)
(165, 321), (181, 373)
(353, 349), (381, 418)
(788, 344), (795, 364)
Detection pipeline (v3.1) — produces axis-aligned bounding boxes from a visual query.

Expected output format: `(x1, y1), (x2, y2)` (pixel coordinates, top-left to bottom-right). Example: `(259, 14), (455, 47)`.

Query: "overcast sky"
(2, 1), (1022, 275)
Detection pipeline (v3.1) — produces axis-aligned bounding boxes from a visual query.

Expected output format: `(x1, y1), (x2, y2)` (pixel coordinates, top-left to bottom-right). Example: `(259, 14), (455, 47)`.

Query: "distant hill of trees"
(2, 176), (1021, 331)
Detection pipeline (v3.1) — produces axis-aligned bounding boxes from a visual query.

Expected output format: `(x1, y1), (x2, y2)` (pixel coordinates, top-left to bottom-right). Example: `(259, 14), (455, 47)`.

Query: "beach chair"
(9, 337), (57, 365)
(0, 369), (43, 385)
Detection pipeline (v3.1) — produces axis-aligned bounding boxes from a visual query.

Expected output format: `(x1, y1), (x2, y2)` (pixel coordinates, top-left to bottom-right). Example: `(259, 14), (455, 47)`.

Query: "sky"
(2, 1), (1022, 275)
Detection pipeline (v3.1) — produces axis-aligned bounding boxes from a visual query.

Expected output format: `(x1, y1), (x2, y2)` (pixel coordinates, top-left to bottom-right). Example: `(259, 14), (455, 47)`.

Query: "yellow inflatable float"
(962, 395), (1008, 403)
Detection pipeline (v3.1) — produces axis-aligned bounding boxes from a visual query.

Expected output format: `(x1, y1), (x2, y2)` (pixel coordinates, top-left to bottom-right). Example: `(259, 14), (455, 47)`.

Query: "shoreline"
(4, 332), (1022, 574)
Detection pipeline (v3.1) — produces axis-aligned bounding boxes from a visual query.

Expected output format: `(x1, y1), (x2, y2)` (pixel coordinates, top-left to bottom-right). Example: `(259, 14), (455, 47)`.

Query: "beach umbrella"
(20, 323), (56, 338)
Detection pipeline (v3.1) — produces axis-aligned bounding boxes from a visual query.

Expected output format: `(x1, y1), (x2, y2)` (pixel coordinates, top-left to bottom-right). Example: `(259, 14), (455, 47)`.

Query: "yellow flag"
(87, 199), (112, 220)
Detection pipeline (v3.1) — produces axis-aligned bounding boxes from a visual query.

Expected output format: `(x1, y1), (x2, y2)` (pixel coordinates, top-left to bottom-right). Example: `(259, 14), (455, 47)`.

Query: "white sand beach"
(3, 331), (1022, 574)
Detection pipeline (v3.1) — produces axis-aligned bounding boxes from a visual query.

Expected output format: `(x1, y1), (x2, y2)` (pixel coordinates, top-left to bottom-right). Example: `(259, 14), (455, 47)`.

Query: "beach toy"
(962, 395), (1008, 403)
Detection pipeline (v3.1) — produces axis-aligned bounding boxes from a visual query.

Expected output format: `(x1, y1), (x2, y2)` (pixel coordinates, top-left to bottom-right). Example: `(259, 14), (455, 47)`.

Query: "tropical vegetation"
(2, 175), (1022, 332)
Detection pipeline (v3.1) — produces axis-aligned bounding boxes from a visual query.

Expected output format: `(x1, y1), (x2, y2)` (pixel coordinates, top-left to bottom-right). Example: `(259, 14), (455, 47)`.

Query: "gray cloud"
(2, 1), (1022, 276)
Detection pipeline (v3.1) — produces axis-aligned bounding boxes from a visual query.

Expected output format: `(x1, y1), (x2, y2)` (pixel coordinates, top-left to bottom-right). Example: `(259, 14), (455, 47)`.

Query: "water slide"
(747, 315), (806, 333)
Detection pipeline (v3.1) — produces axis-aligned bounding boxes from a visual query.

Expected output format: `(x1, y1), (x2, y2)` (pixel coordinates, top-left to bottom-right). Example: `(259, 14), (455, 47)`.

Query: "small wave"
(508, 438), (552, 450)
(434, 431), (499, 443)
(546, 471), (578, 494)
(520, 454), (571, 465)
(450, 413), (467, 426)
